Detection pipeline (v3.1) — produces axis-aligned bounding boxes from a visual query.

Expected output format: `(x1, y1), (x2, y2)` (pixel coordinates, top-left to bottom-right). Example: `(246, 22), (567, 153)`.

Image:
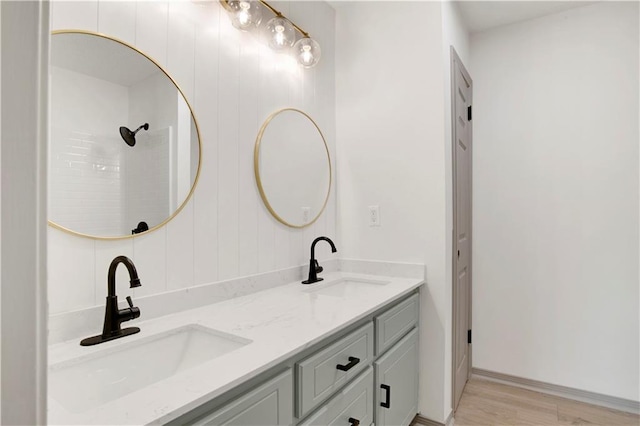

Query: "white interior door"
(452, 47), (473, 411)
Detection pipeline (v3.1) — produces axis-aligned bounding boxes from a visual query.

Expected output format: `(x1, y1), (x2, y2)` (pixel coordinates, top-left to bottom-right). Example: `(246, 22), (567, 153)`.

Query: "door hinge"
(467, 105), (472, 121)
(468, 329), (472, 344)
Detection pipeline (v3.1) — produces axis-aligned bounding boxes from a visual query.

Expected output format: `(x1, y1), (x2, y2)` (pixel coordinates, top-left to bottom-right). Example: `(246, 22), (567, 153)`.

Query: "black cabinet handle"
(348, 418), (360, 426)
(381, 384), (391, 408)
(336, 356), (360, 371)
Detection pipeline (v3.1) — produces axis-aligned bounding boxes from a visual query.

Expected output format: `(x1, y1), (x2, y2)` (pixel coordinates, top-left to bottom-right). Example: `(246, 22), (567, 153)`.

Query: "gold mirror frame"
(48, 30), (202, 240)
(254, 108), (332, 229)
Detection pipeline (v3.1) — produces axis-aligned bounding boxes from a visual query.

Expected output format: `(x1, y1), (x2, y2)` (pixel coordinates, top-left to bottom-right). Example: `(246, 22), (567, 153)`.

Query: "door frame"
(450, 46), (473, 412)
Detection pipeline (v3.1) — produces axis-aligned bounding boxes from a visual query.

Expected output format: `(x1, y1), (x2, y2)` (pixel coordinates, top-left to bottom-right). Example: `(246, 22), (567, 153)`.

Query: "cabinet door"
(190, 370), (293, 426)
(374, 328), (418, 426)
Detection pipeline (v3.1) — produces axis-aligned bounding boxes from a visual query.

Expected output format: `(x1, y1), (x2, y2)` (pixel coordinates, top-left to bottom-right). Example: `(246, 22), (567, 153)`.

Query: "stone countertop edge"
(47, 271), (424, 425)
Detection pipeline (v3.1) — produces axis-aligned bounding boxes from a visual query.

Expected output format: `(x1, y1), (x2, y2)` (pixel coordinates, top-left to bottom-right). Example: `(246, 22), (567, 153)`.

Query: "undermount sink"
(305, 277), (390, 297)
(49, 324), (251, 413)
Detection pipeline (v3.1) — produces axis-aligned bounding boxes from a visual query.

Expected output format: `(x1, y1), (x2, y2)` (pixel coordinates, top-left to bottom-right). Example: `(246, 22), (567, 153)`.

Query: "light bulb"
(227, 0), (262, 31)
(293, 37), (321, 68)
(267, 17), (295, 51)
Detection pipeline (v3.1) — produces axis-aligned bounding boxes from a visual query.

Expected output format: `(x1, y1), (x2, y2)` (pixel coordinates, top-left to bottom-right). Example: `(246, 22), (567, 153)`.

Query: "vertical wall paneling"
(237, 28), (260, 277)
(166, 201), (195, 290)
(134, 1), (168, 68)
(193, 3), (220, 285)
(301, 27), (320, 262)
(256, 44), (277, 273)
(132, 229), (168, 297)
(51, 1), (97, 32)
(49, 1), (336, 315)
(97, 1), (136, 43)
(272, 3), (294, 272)
(165, 1), (196, 290)
(217, 11), (241, 280)
(48, 230), (95, 314)
(167, 1), (196, 102)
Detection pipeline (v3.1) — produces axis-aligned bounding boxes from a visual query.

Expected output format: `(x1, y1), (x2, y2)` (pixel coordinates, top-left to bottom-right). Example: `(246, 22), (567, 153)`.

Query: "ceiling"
(456, 1), (597, 34)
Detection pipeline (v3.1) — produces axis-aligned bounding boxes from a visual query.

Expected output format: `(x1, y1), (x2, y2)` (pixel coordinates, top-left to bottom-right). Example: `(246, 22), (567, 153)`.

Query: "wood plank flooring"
(452, 378), (640, 425)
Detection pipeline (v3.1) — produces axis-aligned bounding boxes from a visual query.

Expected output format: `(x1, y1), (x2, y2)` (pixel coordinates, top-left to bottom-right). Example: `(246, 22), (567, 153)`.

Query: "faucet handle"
(124, 296), (141, 320)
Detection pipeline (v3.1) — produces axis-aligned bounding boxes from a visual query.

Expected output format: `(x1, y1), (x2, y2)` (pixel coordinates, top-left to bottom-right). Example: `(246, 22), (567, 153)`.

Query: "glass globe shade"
(266, 16), (296, 51)
(293, 37), (321, 68)
(228, 0), (262, 31)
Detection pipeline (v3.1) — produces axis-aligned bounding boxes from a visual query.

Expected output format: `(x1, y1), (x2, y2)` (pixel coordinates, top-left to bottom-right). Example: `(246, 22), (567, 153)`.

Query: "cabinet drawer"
(299, 367), (374, 426)
(189, 370), (293, 426)
(375, 293), (419, 355)
(296, 322), (374, 418)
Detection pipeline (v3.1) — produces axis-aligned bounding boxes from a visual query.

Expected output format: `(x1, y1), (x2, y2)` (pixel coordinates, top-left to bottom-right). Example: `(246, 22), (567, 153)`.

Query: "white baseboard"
(473, 368), (640, 415)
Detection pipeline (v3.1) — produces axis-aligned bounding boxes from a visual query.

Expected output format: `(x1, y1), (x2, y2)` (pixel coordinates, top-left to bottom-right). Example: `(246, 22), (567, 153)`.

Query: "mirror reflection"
(255, 109), (331, 228)
(49, 31), (200, 238)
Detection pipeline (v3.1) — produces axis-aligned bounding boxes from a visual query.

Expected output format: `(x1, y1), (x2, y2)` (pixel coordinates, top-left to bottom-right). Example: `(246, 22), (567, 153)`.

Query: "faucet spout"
(107, 255), (141, 297)
(302, 236), (337, 284)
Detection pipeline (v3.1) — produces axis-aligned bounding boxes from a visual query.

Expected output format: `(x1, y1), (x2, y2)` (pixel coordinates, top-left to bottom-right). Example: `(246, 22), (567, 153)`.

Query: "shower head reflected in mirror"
(119, 123), (149, 147)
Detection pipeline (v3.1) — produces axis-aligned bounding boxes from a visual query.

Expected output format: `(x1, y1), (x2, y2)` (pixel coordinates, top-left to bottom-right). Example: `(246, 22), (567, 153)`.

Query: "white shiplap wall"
(48, 0), (336, 315)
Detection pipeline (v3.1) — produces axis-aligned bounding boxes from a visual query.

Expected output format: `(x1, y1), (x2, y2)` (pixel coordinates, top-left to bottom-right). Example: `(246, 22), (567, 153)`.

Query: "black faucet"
(80, 256), (142, 346)
(302, 236), (337, 284)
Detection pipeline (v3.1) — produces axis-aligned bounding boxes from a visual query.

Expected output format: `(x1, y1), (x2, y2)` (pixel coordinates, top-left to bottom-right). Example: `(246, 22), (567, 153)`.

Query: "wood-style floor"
(451, 378), (639, 425)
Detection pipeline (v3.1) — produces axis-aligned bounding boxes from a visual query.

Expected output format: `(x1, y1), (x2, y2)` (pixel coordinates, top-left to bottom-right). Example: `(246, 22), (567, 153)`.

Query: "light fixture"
(220, 0), (322, 68)
(266, 16), (295, 51)
(293, 37), (321, 68)
(227, 0), (262, 31)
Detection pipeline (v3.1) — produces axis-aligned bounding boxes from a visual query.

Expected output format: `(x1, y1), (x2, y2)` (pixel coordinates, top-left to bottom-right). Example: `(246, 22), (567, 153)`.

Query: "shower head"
(119, 123), (149, 146)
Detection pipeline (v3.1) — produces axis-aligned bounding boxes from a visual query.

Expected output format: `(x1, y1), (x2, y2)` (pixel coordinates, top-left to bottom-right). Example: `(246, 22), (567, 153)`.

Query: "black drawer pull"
(381, 384), (391, 408)
(336, 356), (360, 371)
(348, 418), (360, 426)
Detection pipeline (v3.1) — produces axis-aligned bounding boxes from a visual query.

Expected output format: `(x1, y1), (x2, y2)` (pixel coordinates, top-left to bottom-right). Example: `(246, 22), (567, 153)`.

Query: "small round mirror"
(49, 31), (201, 239)
(255, 109), (331, 228)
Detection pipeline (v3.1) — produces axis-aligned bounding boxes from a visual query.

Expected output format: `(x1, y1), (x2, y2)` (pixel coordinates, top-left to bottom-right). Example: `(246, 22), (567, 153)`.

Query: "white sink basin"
(305, 277), (390, 297)
(49, 324), (251, 413)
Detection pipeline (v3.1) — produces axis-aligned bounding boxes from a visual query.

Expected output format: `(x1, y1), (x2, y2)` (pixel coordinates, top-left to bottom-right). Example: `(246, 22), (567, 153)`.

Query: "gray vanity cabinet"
(374, 328), (419, 426)
(189, 370), (293, 426)
(175, 290), (421, 426)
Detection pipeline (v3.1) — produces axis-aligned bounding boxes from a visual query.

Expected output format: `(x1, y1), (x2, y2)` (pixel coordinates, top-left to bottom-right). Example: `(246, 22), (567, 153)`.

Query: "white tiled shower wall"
(48, 0), (336, 315)
(50, 66), (128, 236)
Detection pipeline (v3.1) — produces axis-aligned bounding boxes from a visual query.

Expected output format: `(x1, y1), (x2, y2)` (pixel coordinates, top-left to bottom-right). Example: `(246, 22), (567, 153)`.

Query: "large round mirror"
(49, 31), (201, 239)
(255, 109), (331, 228)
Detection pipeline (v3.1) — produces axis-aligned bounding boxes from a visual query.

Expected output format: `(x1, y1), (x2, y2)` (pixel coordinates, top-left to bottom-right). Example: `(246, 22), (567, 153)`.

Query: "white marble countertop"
(48, 271), (423, 425)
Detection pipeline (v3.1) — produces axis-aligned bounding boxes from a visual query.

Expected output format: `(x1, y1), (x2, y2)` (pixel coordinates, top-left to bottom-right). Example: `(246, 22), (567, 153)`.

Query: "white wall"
(471, 2), (639, 401)
(336, 1), (455, 422)
(1, 1), (49, 423)
(48, 1), (336, 315)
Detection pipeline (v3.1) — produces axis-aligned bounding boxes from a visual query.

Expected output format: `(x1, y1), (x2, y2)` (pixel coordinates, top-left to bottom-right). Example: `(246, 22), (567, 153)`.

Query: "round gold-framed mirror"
(254, 108), (331, 228)
(48, 30), (201, 239)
